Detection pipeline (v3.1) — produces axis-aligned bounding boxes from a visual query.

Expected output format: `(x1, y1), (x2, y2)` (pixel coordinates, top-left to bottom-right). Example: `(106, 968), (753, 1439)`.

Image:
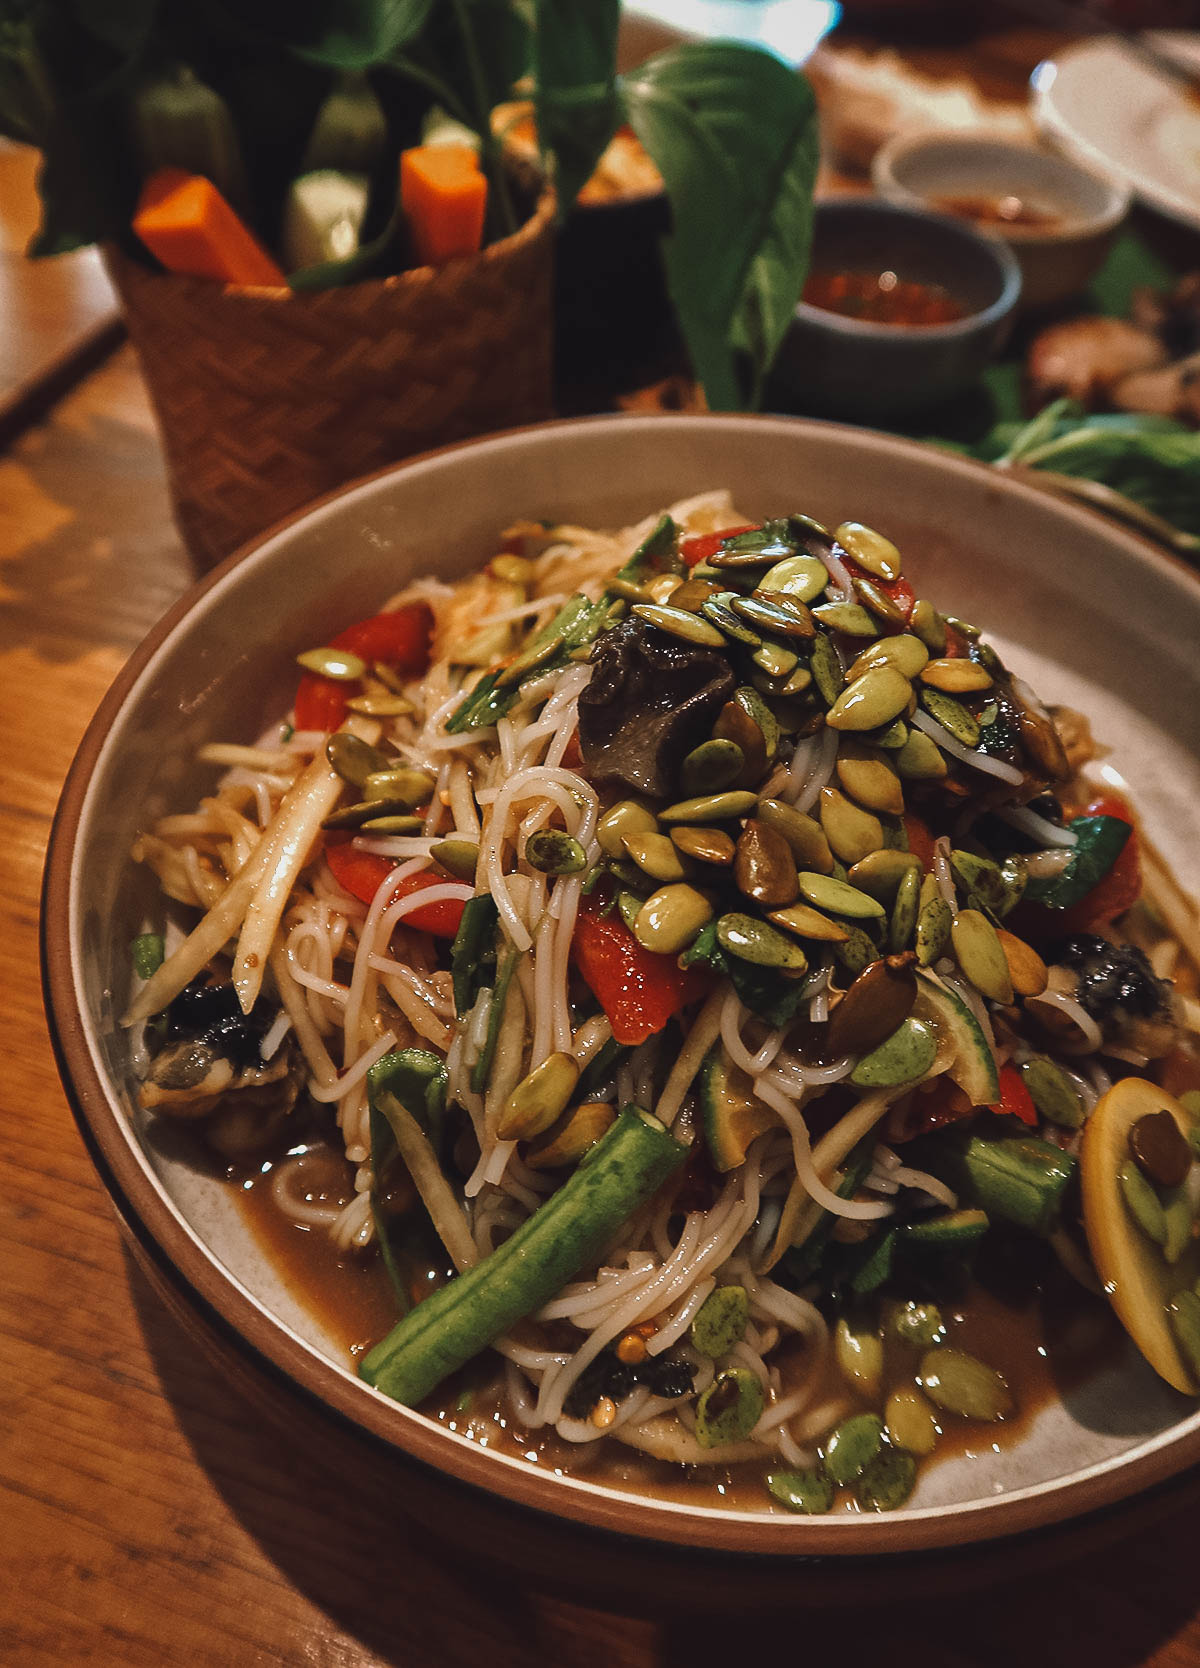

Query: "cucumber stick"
(360, 1108), (687, 1406)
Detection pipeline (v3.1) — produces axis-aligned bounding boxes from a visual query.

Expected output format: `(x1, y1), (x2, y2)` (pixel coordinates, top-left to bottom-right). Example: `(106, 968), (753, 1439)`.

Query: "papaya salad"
(125, 494), (1200, 1516)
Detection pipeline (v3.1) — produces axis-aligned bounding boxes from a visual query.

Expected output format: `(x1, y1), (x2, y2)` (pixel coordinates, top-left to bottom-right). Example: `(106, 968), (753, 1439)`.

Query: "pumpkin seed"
(850, 634), (930, 682)
(809, 634), (845, 707)
(885, 1388), (939, 1456)
(712, 700), (767, 787)
(822, 1413), (884, 1484)
(621, 831), (688, 883)
(852, 574), (907, 626)
(525, 830), (587, 874)
(758, 553), (829, 603)
(323, 799), (419, 831)
(766, 1468), (834, 1515)
(752, 641), (799, 681)
(325, 731), (391, 788)
(768, 902), (850, 943)
(951, 909), (1014, 1004)
(717, 911), (809, 972)
(920, 658), (994, 694)
(371, 660), (410, 694)
(298, 646), (367, 680)
(995, 929), (1049, 997)
(731, 592), (815, 642)
(360, 814), (424, 833)
(498, 1051), (581, 1141)
(850, 1017), (936, 1087)
(658, 790), (758, 824)
(909, 599), (946, 654)
(775, 664), (814, 698)
(921, 688), (981, 747)
(834, 923), (878, 979)
(363, 766), (437, 807)
(835, 745), (905, 816)
(431, 839), (479, 881)
(891, 1300), (945, 1348)
(691, 1285), (750, 1358)
(695, 1368), (765, 1447)
(758, 799), (834, 873)
(733, 686), (779, 761)
(670, 825), (736, 866)
(950, 849), (1026, 919)
(633, 602), (726, 648)
(489, 553), (533, 585)
(819, 786), (885, 866)
(525, 1101), (616, 1169)
(834, 520), (903, 581)
(919, 1348), (1013, 1421)
(890, 865), (921, 953)
(735, 819), (800, 907)
(346, 693), (414, 717)
(875, 719), (909, 750)
(826, 666), (912, 733)
(894, 729), (948, 780)
(829, 957), (917, 1055)
(944, 615), (981, 641)
(668, 576), (722, 613)
(646, 573), (684, 604)
(1167, 1291), (1200, 1382)
(835, 1314), (883, 1396)
(1118, 1159), (1168, 1247)
(617, 890), (643, 931)
(1020, 1056), (1084, 1128)
(608, 576), (653, 603)
(812, 601), (879, 637)
(634, 885), (714, 955)
(855, 1448), (917, 1512)
(798, 872), (886, 921)
(681, 738), (745, 797)
(1130, 1109), (1192, 1190)
(597, 800), (658, 858)
(701, 595), (762, 647)
(915, 875), (952, 966)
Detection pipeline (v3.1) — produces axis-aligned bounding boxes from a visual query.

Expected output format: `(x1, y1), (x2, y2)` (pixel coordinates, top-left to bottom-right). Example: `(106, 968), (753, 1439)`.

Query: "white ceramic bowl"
(872, 133), (1131, 311)
(42, 414), (1200, 1585)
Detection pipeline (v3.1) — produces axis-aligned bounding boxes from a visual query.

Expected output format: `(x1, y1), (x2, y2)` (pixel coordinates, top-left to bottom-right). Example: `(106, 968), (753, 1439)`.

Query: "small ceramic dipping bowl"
(872, 133), (1131, 312)
(772, 198), (1022, 420)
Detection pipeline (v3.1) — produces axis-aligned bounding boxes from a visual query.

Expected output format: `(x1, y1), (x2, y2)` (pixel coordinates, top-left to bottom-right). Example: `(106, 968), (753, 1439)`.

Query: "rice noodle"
(910, 708), (1025, 785)
(997, 804), (1079, 848)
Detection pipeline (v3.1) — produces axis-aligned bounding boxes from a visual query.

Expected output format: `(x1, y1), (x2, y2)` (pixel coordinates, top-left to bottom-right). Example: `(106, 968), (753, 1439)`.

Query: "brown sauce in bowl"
(802, 269), (968, 327)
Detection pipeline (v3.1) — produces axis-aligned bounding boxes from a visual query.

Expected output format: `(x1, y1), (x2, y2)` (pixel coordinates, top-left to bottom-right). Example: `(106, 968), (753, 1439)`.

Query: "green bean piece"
(890, 1300), (945, 1348)
(695, 1368), (765, 1447)
(450, 894), (498, 1017)
(855, 1446), (917, 1511)
(822, 1413), (884, 1484)
(360, 1109), (686, 1406)
(691, 1285), (750, 1358)
(132, 932), (165, 980)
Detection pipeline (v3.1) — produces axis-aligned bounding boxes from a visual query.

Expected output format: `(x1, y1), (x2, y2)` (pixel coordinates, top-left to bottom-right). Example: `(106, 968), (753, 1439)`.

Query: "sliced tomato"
(990, 1063), (1037, 1126)
(561, 728), (583, 769)
(843, 559), (916, 625)
(324, 838), (465, 937)
(679, 525), (758, 569)
(902, 812), (938, 873)
(571, 894), (711, 1046)
(294, 603), (434, 732)
(885, 1079), (973, 1143)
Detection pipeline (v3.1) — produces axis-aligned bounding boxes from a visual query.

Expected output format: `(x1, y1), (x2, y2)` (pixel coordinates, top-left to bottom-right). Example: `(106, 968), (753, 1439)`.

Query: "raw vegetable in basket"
(0, 0), (819, 410)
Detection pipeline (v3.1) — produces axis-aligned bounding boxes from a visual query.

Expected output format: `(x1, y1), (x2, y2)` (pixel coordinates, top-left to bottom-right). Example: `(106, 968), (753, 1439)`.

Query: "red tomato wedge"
(901, 813), (937, 873)
(324, 838), (465, 937)
(990, 1062), (1038, 1126)
(842, 558), (916, 625)
(571, 895), (711, 1046)
(679, 525), (758, 569)
(294, 604), (433, 732)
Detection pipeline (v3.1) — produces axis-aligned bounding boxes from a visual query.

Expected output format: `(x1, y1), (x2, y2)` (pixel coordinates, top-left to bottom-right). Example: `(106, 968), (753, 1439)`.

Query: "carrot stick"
(133, 167), (285, 286)
(399, 144), (488, 267)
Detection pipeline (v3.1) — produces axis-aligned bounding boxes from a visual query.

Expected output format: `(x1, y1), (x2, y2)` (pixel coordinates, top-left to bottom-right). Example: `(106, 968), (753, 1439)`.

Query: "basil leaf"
(532, 0), (620, 215)
(725, 957), (808, 1029)
(679, 918), (727, 974)
(619, 42), (817, 409)
(1023, 815), (1131, 910)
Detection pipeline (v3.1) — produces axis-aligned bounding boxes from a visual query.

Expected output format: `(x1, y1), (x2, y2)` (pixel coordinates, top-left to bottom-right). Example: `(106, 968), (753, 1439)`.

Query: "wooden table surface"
(7, 23), (1200, 1667)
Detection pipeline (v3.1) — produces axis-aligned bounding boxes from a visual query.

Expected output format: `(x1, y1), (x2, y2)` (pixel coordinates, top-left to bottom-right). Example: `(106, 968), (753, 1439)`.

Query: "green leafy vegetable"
(619, 42), (818, 409)
(1024, 815), (1131, 910)
(531, 0), (620, 215)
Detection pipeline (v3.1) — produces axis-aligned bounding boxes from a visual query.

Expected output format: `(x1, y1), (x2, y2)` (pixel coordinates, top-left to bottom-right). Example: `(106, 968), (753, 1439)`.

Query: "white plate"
(1033, 32), (1200, 232)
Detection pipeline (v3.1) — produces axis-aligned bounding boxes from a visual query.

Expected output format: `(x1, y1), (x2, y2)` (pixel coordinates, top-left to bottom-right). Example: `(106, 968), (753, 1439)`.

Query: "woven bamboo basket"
(107, 192), (556, 571)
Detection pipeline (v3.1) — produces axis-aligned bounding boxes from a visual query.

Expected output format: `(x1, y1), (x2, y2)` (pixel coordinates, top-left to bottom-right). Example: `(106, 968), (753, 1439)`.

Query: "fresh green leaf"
(620, 42), (817, 409)
(1024, 815), (1131, 910)
(369, 1047), (449, 1139)
(190, 0), (435, 69)
(531, 0), (619, 214)
(724, 957), (809, 1029)
(678, 918), (728, 974)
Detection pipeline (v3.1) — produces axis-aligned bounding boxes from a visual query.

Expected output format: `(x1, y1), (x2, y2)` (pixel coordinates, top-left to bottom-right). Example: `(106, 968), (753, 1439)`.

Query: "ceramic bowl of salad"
(42, 413), (1200, 1595)
(771, 200), (1022, 420)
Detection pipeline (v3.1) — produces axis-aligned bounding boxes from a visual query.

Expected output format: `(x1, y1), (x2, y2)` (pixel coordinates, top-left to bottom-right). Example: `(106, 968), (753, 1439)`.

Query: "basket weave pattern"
(107, 193), (555, 570)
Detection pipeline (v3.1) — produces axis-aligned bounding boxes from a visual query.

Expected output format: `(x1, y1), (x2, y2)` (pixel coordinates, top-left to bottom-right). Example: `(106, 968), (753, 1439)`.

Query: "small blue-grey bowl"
(772, 198), (1023, 420)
